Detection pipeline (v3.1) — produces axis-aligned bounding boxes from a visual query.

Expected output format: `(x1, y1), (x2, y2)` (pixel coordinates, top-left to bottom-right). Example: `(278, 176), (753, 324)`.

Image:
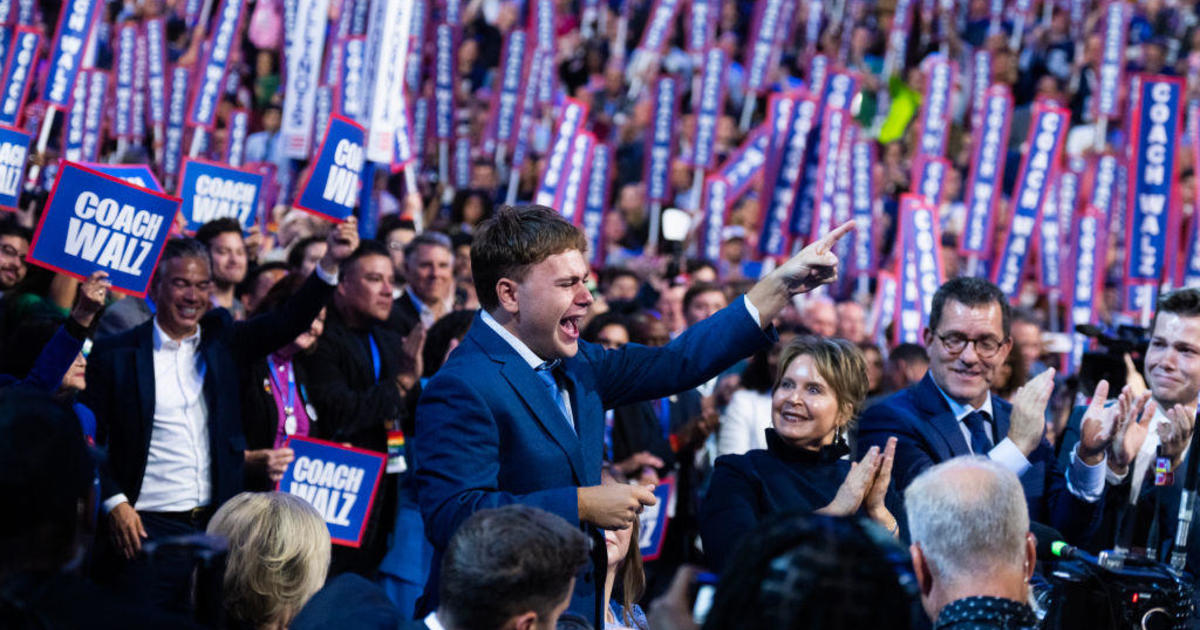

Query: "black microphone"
(1049, 541), (1101, 565)
(1168, 406), (1200, 572)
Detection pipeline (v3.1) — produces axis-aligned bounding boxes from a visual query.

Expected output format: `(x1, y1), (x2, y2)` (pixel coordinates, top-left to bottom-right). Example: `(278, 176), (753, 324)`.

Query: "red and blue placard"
(278, 436), (386, 548)
(960, 85), (1012, 258)
(638, 476), (674, 561)
(1124, 75), (1183, 286)
(177, 158), (263, 232)
(79, 163), (164, 193)
(27, 162), (180, 297)
(42, 0), (100, 108)
(187, 0), (245, 129)
(296, 114), (365, 222)
(0, 125), (30, 211)
(0, 26), (39, 126)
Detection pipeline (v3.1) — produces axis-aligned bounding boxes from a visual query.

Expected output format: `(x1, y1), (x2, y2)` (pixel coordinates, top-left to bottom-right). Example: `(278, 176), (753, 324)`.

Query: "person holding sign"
(85, 218), (359, 614)
(414, 204), (855, 627)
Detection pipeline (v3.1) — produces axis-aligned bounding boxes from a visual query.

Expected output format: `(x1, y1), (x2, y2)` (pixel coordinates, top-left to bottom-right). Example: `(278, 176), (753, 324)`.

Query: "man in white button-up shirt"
(86, 219), (358, 613)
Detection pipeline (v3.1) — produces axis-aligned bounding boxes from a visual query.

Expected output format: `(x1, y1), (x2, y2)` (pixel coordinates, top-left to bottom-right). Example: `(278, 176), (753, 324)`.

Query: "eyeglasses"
(934, 332), (1008, 358)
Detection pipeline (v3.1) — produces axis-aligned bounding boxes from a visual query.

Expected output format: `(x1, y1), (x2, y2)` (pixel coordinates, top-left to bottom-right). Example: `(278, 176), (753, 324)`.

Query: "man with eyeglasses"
(859, 277), (1109, 544)
(0, 219), (29, 294)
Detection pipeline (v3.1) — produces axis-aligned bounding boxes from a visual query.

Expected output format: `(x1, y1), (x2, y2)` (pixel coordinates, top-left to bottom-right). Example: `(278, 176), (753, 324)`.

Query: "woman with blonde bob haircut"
(206, 492), (331, 629)
(700, 336), (904, 574)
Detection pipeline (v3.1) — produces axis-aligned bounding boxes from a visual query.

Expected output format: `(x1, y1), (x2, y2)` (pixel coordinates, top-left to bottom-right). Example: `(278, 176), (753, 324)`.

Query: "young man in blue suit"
(414, 205), (854, 626)
(858, 277), (1111, 544)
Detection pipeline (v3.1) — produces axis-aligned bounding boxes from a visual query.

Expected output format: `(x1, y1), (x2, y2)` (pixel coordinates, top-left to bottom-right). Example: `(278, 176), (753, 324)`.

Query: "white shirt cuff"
(1106, 464), (1129, 485)
(1066, 443), (1106, 503)
(742, 295), (761, 327)
(989, 438), (1032, 478)
(314, 261), (339, 285)
(103, 494), (131, 514)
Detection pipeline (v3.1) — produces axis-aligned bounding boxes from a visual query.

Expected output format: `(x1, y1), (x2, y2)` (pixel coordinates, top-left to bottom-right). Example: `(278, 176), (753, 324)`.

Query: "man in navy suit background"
(413, 205), (854, 626)
(858, 277), (1112, 544)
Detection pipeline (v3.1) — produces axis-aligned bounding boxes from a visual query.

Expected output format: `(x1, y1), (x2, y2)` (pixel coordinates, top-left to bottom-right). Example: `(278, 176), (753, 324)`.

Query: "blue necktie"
(963, 410), (993, 455)
(536, 361), (575, 435)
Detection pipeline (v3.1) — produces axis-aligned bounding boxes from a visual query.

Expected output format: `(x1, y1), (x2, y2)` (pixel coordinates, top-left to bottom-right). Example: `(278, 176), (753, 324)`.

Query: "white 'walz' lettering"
(163, 66), (189, 180)
(1097, 3), (1127, 119)
(644, 77), (676, 204)
(883, 0), (913, 77)
(809, 55), (829, 97)
(66, 191), (165, 275)
(65, 74), (87, 161)
(42, 0), (99, 106)
(131, 28), (148, 140)
(289, 456), (364, 526)
(0, 140), (28, 197)
(191, 175), (258, 224)
(535, 100), (587, 207)
(1069, 210), (1104, 369)
(760, 96), (817, 257)
(744, 0), (785, 92)
(851, 138), (876, 276)
(810, 108), (846, 242)
(82, 71), (108, 162)
(582, 143), (611, 261)
(702, 177), (730, 260)
(434, 24), (455, 140)
(0, 28), (39, 125)
(691, 47), (727, 169)
(687, 0), (716, 54)
(823, 73), (858, 113)
(559, 133), (593, 224)
(145, 18), (167, 125)
(635, 0), (683, 56)
(1038, 179), (1062, 292)
(1057, 167), (1080, 235)
(961, 86), (1012, 257)
(1126, 76), (1183, 282)
(534, 0), (554, 51)
(910, 200), (943, 315)
(114, 25), (136, 139)
(993, 104), (1067, 299)
(916, 59), (954, 159)
(970, 50), (992, 128)
(493, 31), (526, 145)
(188, 0), (244, 128)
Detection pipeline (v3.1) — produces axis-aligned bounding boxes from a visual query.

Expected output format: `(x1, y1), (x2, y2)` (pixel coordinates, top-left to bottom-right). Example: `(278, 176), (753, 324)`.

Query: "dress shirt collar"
(931, 376), (994, 421)
(479, 309), (547, 370)
(152, 316), (202, 351)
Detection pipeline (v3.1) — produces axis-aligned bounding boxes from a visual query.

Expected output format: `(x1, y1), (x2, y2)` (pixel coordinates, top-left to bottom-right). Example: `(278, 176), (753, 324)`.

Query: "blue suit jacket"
(857, 373), (1100, 544)
(413, 297), (774, 625)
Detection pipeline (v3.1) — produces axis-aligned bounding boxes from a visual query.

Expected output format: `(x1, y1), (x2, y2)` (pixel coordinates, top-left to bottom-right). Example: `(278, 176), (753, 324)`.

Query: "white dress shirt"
(1107, 403), (1196, 501)
(407, 288), (455, 330)
(717, 389), (773, 456)
(931, 380), (1105, 502)
(104, 318), (212, 513)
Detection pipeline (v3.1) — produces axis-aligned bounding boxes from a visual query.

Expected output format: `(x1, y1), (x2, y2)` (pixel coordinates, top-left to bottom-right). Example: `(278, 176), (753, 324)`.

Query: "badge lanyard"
(266, 356), (298, 435)
(368, 333), (382, 383)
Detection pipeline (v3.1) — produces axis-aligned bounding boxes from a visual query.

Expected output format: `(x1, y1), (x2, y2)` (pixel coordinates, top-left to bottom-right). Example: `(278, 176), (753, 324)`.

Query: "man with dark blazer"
(858, 277), (1110, 545)
(414, 204), (855, 626)
(85, 220), (358, 612)
(385, 231), (457, 337)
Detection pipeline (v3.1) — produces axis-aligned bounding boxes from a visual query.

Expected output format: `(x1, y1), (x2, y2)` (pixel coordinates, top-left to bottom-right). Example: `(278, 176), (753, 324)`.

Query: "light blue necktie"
(535, 360), (575, 435)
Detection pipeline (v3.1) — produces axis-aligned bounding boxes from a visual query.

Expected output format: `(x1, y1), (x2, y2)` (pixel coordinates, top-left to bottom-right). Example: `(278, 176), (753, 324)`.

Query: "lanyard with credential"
(368, 333), (382, 383)
(266, 356), (298, 435)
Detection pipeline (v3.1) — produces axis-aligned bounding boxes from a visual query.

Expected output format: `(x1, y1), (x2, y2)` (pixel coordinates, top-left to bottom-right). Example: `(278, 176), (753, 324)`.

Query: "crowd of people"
(3, 0), (1200, 628)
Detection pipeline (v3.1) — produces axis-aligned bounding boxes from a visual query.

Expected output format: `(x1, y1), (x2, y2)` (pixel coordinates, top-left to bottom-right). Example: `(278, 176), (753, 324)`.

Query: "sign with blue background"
(80, 163), (163, 192)
(178, 158), (262, 232)
(279, 436), (386, 548)
(296, 114), (365, 222)
(0, 124), (30, 210)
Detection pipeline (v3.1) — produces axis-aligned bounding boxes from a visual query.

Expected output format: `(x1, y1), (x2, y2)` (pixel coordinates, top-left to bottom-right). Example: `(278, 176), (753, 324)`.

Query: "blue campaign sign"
(27, 162), (180, 297)
(79, 163), (164, 193)
(638, 476), (674, 562)
(177, 158), (262, 233)
(0, 124), (31, 211)
(296, 114), (365, 222)
(279, 436), (386, 548)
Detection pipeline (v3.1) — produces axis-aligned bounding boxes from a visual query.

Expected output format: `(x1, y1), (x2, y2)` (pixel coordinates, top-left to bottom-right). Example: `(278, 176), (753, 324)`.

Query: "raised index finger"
(815, 220), (856, 254)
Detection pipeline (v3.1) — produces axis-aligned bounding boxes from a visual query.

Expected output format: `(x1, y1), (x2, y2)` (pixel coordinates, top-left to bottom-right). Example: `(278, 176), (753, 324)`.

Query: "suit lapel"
(913, 374), (971, 458)
(134, 323), (157, 452)
(560, 367), (602, 485)
(992, 396), (1012, 442)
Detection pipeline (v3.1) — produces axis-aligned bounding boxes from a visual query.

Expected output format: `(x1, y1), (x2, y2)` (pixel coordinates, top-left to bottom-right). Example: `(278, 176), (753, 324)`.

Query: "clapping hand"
(818, 438), (899, 534)
(1109, 387), (1155, 476)
(1156, 403), (1194, 472)
(1007, 369), (1056, 456)
(1077, 380), (1120, 466)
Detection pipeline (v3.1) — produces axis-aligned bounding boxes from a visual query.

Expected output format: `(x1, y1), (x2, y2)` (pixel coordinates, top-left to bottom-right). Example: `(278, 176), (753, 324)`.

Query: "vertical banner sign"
(313, 86), (334, 159)
(913, 59), (954, 163)
(744, 0), (786, 93)
(0, 125), (30, 211)
(805, 0), (822, 59)
(810, 107), (848, 243)
(145, 18), (167, 128)
(177, 159), (264, 232)
(486, 29), (526, 158)
(362, 0), (413, 163)
(634, 0), (683, 57)
(850, 137), (876, 279)
(81, 71), (108, 163)
(131, 28), (148, 142)
(411, 97), (429, 172)
(27, 162), (180, 297)
(1124, 75), (1183, 288)
(279, 436), (386, 548)
(42, 0), (99, 108)
(686, 0), (718, 57)
(296, 114), (366, 222)
(831, 125), (855, 296)
(1037, 177), (1062, 294)
(0, 27), (39, 126)
(453, 133), (470, 189)
(225, 109), (249, 167)
(404, 0), (426, 93)
(894, 194), (943, 345)
(1185, 121), (1200, 287)
(1068, 206), (1107, 371)
(113, 24), (136, 140)
(821, 72), (858, 121)
(434, 23), (457, 141)
(883, 0), (913, 78)
(508, 49), (541, 171)
(558, 132), (594, 225)
(913, 155), (949, 207)
(1095, 2), (1128, 120)
(339, 37), (366, 120)
(992, 103), (1068, 301)
(79, 164), (164, 192)
(644, 77), (678, 205)
(531, 0), (555, 51)
(970, 50), (992, 129)
(700, 176), (731, 260)
(582, 142), (612, 266)
(64, 72), (87, 161)
(392, 98), (414, 168)
(960, 86), (1012, 259)
(534, 98), (588, 208)
(718, 127), (769, 202)
(0, 28), (12, 87)
(162, 66), (190, 186)
(1087, 153), (1119, 219)
(808, 55), (830, 101)
(282, 0), (331, 158)
(691, 47), (727, 170)
(869, 270), (897, 346)
(189, 0), (245, 129)
(759, 94), (817, 258)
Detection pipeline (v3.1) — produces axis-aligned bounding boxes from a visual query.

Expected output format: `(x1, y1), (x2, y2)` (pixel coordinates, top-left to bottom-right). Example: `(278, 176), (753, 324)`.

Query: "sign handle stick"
(25, 109), (58, 189)
(505, 168), (520, 205)
(1140, 287), (1153, 327)
(739, 93), (756, 131)
(648, 200), (663, 256)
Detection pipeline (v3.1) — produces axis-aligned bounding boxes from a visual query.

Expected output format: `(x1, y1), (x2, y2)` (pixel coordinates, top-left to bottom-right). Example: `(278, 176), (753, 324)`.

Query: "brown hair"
(1153, 288), (1200, 332)
(470, 204), (588, 311)
(774, 336), (869, 424)
(601, 465), (646, 626)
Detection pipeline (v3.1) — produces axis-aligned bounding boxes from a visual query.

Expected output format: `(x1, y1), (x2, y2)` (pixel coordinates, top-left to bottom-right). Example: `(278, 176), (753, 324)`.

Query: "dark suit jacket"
(85, 272), (334, 510)
(384, 292), (422, 337)
(610, 400), (676, 473)
(413, 297), (775, 626)
(857, 373), (1101, 544)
